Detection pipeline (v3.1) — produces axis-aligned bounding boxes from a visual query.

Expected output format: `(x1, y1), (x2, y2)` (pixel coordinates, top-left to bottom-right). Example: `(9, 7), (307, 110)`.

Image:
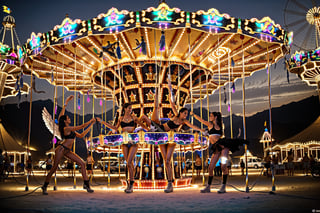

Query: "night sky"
(0, 0), (317, 116)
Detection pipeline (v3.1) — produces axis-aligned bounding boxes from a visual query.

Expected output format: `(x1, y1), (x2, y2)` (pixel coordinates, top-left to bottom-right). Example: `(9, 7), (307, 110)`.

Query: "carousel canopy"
(0, 15), (29, 100)
(21, 2), (292, 117)
(275, 116), (320, 147)
(286, 48), (320, 87)
(0, 121), (26, 153)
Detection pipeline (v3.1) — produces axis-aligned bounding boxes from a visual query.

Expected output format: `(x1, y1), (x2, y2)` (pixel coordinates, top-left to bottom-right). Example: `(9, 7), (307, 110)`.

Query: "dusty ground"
(0, 170), (319, 213)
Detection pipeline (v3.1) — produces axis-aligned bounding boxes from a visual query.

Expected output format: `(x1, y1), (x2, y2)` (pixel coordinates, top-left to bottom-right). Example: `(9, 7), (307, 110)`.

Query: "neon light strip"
(201, 34), (235, 63)
(50, 46), (95, 73)
(168, 28), (185, 58)
(75, 41), (101, 64)
(144, 28), (151, 58)
(189, 33), (210, 57)
(33, 58), (88, 77)
(120, 32), (135, 59)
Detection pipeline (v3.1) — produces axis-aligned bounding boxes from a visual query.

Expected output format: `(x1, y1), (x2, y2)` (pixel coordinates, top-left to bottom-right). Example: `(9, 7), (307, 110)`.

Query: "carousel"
(279, 0), (320, 162)
(19, 2), (291, 190)
(0, 14), (29, 101)
(284, 0), (320, 101)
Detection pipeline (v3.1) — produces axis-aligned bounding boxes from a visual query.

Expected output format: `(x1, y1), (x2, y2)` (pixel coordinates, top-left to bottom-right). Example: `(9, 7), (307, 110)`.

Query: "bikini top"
(64, 131), (76, 139)
(166, 120), (181, 129)
(120, 120), (135, 128)
(208, 126), (222, 135)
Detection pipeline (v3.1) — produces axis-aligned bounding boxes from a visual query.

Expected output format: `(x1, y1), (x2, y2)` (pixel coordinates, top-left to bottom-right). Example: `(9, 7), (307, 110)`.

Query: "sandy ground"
(0, 170), (319, 213)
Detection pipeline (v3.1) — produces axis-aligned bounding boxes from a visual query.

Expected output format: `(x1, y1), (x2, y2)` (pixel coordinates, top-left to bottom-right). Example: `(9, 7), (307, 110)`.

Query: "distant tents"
(0, 121), (29, 173)
(272, 116), (320, 162)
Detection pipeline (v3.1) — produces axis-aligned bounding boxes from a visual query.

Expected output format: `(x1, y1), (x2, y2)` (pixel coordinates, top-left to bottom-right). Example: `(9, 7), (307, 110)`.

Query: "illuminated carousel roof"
(286, 48), (320, 87)
(0, 15), (29, 100)
(22, 3), (291, 117)
(0, 44), (29, 99)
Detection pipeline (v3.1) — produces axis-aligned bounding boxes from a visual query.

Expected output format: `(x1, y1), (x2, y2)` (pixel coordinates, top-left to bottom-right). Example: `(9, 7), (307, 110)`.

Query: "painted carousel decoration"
(24, 2), (291, 189)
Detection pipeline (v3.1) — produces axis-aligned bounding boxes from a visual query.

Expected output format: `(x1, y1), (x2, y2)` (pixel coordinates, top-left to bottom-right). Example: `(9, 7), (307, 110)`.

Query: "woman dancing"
(140, 77), (204, 193)
(97, 103), (148, 193)
(190, 111), (248, 193)
(41, 95), (96, 195)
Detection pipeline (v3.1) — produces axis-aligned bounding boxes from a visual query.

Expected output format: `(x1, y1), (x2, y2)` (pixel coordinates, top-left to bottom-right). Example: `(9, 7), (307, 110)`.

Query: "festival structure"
(259, 123), (275, 158)
(0, 14), (29, 101)
(284, 0), (320, 101)
(20, 2), (292, 189)
(281, 0), (320, 161)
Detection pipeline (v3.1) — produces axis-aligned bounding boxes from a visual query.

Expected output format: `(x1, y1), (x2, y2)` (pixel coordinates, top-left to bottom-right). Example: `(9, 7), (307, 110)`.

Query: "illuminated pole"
(200, 71), (205, 185)
(73, 44), (77, 189)
(218, 35), (221, 112)
(241, 38), (249, 193)
(228, 50), (233, 139)
(206, 72), (209, 178)
(25, 62), (33, 192)
(188, 30), (195, 183)
(53, 54), (58, 191)
(267, 45), (275, 192)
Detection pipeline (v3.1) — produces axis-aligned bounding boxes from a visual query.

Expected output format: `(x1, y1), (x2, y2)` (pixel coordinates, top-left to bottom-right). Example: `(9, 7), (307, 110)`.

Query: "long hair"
(176, 107), (188, 119)
(121, 103), (131, 116)
(212, 111), (222, 129)
(58, 115), (67, 139)
(113, 110), (120, 126)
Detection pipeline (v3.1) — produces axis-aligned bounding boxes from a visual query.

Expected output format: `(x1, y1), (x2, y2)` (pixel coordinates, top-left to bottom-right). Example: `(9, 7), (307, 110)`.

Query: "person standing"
(195, 154), (202, 177)
(86, 152), (94, 181)
(97, 103), (148, 193)
(287, 149), (294, 176)
(26, 156), (32, 176)
(240, 159), (245, 176)
(192, 111), (249, 193)
(302, 153), (309, 176)
(264, 152), (271, 177)
(41, 95), (96, 195)
(139, 76), (204, 193)
(44, 154), (53, 176)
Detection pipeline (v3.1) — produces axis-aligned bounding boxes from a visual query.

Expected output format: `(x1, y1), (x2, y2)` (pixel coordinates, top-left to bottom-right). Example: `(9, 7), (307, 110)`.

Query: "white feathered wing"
(42, 107), (62, 140)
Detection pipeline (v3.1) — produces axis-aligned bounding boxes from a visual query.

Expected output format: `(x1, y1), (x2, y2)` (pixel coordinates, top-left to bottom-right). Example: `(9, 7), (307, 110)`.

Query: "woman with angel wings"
(41, 95), (96, 195)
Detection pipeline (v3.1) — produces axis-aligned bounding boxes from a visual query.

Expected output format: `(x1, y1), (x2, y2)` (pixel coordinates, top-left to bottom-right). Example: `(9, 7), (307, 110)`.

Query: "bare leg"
(159, 144), (167, 179)
(45, 147), (65, 183)
(151, 87), (160, 124)
(208, 152), (220, 176)
(127, 144), (138, 181)
(160, 144), (176, 181)
(122, 145), (129, 179)
(65, 151), (88, 181)
(218, 148), (229, 193)
(220, 148), (229, 175)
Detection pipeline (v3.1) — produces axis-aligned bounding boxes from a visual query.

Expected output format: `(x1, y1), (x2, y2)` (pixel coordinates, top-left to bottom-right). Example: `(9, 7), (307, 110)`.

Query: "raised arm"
(68, 118), (96, 132)
(190, 111), (213, 129)
(183, 119), (204, 132)
(58, 95), (74, 120)
(168, 74), (178, 116)
(96, 117), (118, 131)
(75, 121), (95, 138)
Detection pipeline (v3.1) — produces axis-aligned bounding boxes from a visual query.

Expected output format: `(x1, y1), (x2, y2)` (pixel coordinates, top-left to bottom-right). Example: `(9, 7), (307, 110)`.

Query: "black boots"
(83, 180), (94, 193)
(125, 180), (134, 193)
(41, 182), (49, 195)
